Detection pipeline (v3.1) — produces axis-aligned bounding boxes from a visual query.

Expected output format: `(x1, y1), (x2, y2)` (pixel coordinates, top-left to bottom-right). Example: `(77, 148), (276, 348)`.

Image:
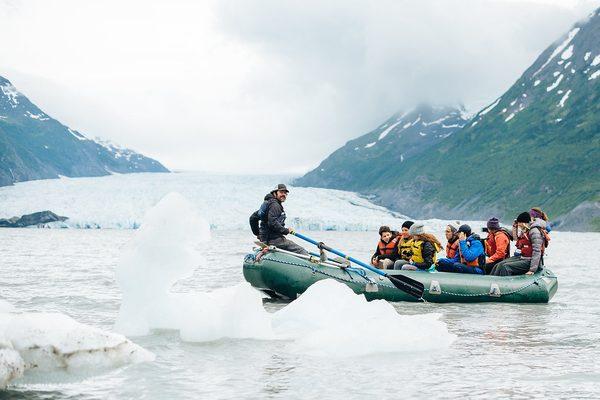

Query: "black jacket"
(249, 193), (289, 242)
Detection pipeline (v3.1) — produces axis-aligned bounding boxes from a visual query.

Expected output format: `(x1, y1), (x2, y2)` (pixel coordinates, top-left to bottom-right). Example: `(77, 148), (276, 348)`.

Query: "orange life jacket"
(445, 240), (459, 259)
(485, 230), (511, 260)
(378, 236), (399, 257)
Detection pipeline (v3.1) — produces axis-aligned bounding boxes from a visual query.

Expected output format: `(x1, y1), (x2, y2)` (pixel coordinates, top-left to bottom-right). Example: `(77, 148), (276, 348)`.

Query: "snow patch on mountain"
(591, 55), (600, 66)
(0, 83), (19, 107)
(478, 98), (501, 116)
(558, 90), (572, 107)
(589, 70), (600, 80)
(547, 74), (564, 91)
(378, 120), (402, 140)
(561, 45), (574, 60)
(533, 28), (580, 77)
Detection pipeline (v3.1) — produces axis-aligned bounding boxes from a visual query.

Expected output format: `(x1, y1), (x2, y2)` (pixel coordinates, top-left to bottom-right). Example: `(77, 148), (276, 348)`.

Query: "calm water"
(1, 229), (599, 399)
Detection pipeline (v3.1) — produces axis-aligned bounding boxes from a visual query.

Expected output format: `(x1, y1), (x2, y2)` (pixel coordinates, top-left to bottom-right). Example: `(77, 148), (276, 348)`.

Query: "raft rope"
(255, 253), (550, 298)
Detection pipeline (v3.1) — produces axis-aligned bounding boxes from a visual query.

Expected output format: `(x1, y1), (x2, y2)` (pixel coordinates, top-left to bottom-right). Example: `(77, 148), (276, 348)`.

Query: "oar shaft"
(291, 231), (385, 277)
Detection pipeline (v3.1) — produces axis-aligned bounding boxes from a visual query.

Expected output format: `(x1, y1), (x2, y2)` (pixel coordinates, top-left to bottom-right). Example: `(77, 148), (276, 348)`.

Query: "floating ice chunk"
(271, 280), (455, 357)
(378, 120), (402, 140)
(589, 70), (600, 80)
(505, 113), (515, 122)
(0, 345), (25, 389)
(584, 52), (591, 61)
(115, 192), (211, 336)
(591, 55), (600, 67)
(0, 300), (153, 388)
(546, 74), (563, 92)
(0, 313), (154, 373)
(561, 45), (574, 60)
(364, 142), (376, 148)
(534, 80), (541, 86)
(558, 90), (572, 107)
(533, 28), (579, 77)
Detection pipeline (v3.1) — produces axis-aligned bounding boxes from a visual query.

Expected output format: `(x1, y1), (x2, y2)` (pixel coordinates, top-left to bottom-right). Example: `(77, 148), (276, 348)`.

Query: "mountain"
(295, 104), (469, 191)
(0, 76), (168, 187)
(296, 8), (600, 229)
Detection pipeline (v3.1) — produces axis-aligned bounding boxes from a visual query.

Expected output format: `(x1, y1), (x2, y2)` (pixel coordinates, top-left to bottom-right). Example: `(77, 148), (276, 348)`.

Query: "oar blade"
(387, 274), (425, 300)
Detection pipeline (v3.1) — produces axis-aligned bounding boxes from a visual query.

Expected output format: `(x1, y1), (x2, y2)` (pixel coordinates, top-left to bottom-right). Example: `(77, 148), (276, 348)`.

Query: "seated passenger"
(393, 220), (414, 269)
(483, 217), (512, 274)
(371, 226), (399, 270)
(396, 222), (442, 271)
(436, 224), (484, 274)
(530, 207), (552, 232)
(444, 224), (459, 259)
(491, 212), (548, 276)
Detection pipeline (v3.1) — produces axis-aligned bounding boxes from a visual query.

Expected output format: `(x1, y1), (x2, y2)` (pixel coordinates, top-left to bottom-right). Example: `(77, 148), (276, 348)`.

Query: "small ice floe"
(0, 301), (154, 388)
(271, 280), (455, 357)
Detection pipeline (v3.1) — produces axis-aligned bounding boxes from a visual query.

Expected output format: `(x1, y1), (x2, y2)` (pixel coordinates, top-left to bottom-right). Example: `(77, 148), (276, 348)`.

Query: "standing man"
(249, 184), (309, 255)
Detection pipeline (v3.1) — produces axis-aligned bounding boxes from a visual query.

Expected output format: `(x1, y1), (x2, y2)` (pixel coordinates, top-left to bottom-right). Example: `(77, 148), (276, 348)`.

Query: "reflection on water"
(1, 229), (599, 399)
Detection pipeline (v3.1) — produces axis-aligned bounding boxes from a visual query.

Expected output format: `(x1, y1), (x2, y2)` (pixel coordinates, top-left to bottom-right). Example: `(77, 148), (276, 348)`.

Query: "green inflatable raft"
(243, 248), (558, 303)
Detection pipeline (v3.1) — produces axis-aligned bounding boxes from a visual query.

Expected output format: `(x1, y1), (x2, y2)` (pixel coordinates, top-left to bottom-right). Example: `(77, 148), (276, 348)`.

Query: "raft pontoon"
(243, 247), (558, 303)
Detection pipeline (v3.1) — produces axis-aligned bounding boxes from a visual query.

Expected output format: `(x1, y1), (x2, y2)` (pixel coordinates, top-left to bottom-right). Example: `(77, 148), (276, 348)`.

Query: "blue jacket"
(442, 234), (483, 263)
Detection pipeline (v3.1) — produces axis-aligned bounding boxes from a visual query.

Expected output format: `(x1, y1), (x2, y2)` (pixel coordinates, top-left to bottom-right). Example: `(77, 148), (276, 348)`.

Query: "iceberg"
(114, 193), (455, 358)
(0, 301), (154, 388)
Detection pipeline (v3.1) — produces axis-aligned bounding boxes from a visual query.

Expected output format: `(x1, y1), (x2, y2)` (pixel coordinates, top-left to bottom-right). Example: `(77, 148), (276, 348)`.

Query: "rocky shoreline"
(0, 211), (68, 228)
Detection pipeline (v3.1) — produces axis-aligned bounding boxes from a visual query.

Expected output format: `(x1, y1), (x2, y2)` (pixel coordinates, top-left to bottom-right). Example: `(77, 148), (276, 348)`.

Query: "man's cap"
(272, 184), (289, 193)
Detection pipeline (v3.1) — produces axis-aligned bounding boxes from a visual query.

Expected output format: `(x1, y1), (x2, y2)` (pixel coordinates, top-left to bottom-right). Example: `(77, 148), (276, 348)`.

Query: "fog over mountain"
(1, 0), (598, 173)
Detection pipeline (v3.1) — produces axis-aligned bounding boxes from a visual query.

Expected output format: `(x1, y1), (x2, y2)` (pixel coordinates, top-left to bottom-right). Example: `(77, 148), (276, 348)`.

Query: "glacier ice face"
(0, 172), (408, 231)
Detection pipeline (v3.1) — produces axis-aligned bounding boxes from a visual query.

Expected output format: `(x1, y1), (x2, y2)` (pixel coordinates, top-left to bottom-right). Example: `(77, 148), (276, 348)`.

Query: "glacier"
(0, 172), (411, 231)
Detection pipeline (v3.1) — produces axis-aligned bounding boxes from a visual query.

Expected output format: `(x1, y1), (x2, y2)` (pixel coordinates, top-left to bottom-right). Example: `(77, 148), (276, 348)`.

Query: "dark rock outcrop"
(0, 211), (68, 227)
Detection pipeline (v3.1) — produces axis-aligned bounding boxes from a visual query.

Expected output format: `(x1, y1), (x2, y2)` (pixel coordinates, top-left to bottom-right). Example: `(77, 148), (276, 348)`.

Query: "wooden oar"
(289, 230), (425, 300)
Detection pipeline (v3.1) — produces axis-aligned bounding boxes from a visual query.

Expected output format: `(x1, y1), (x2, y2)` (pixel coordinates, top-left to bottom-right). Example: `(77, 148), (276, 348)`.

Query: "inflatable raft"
(243, 248), (558, 303)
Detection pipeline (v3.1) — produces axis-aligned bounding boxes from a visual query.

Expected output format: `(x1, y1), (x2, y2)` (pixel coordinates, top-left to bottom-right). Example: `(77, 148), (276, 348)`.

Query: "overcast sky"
(1, 0), (598, 174)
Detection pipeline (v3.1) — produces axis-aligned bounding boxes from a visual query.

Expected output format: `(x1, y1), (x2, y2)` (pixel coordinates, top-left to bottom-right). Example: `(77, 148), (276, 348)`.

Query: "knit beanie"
(401, 220), (414, 230)
(516, 212), (532, 223)
(530, 207), (548, 221)
(458, 224), (472, 236)
(487, 217), (501, 230)
(408, 222), (424, 235)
